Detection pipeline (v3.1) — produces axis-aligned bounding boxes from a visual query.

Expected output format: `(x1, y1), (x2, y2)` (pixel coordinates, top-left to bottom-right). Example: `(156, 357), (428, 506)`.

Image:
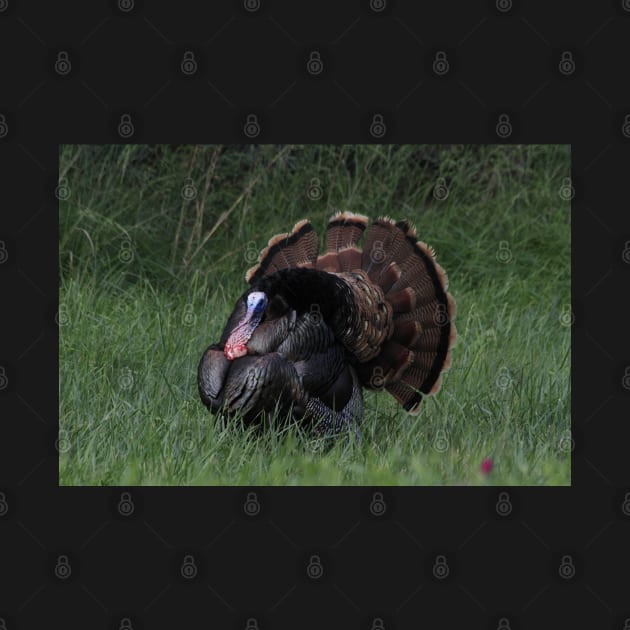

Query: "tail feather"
(355, 215), (456, 412)
(387, 287), (417, 313)
(386, 254), (439, 299)
(325, 212), (368, 252)
(336, 246), (363, 272)
(409, 326), (441, 352)
(315, 212), (368, 273)
(356, 340), (413, 387)
(315, 251), (341, 272)
(361, 217), (411, 281)
(385, 381), (423, 415)
(392, 319), (422, 347)
(378, 261), (402, 294)
(246, 219), (319, 284)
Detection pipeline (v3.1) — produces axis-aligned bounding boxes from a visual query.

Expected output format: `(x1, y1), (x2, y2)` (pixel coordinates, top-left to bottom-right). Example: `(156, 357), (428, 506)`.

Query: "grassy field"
(59, 144), (571, 485)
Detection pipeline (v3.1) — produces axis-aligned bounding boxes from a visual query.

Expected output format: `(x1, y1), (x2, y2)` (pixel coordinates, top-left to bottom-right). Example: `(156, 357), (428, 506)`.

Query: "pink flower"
(480, 457), (493, 475)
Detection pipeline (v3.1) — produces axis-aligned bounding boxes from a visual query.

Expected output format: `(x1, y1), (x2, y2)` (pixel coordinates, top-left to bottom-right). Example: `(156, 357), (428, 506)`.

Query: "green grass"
(59, 144), (571, 485)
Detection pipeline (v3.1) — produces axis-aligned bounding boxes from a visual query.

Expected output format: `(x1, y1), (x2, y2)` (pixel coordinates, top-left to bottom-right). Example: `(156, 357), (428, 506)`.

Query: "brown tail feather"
(392, 319), (422, 347)
(361, 217), (412, 282)
(315, 212), (368, 273)
(378, 261), (402, 294)
(336, 246), (363, 272)
(246, 219), (319, 284)
(385, 381), (423, 415)
(356, 340), (413, 386)
(324, 212), (369, 252)
(355, 216), (456, 411)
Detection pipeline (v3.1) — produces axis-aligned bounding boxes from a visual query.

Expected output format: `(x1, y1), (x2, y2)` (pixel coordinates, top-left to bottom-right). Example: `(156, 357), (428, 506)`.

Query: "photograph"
(59, 144), (570, 485)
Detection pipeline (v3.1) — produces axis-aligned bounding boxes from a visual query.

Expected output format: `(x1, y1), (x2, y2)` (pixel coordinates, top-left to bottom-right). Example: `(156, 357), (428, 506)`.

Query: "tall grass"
(59, 144), (570, 485)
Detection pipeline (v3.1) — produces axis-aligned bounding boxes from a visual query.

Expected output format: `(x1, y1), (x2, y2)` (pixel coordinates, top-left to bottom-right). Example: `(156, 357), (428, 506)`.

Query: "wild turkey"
(198, 213), (456, 434)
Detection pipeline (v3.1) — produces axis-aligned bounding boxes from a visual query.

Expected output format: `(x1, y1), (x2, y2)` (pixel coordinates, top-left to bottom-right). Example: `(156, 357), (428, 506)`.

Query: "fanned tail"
(243, 212), (456, 416)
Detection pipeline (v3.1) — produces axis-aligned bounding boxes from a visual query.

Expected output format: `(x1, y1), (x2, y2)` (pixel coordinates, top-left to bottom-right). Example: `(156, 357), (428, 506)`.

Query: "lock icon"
(622, 114), (630, 139)
(558, 430), (573, 453)
(497, 618), (511, 630)
(433, 176), (448, 200)
(119, 618), (133, 630)
(0, 114), (8, 138)
(371, 618), (385, 630)
(243, 492), (260, 516)
(181, 51), (198, 75)
(55, 176), (71, 201)
(432, 554), (449, 579)
(370, 366), (385, 389)
(118, 114), (134, 138)
(558, 51), (575, 75)
(309, 303), (322, 325)
(496, 0), (512, 12)
(433, 303), (448, 327)
(0, 492), (8, 516)
(495, 114), (512, 138)
(306, 554), (323, 579)
(370, 491), (386, 516)
(245, 619), (258, 630)
(117, 491), (134, 516)
(307, 51), (323, 76)
(244, 0), (260, 12)
(621, 492), (630, 516)
(369, 239), (385, 264)
(559, 304), (574, 327)
(0, 241), (7, 265)
(558, 554), (575, 579)
(55, 51), (71, 76)
(118, 0), (134, 11)
(370, 0), (386, 11)
(181, 554), (198, 579)
(369, 114), (386, 138)
(559, 177), (574, 201)
(0, 366), (7, 391)
(181, 430), (195, 452)
(245, 241), (259, 264)
(624, 618), (630, 630)
(54, 554), (72, 579)
(243, 114), (260, 138)
(182, 303), (196, 327)
(495, 491), (512, 516)
(307, 177), (322, 200)
(0, 618), (6, 630)
(56, 429), (71, 453)
(496, 241), (512, 263)
(119, 238), (134, 263)
(181, 177), (196, 200)
(622, 241), (630, 264)
(623, 366), (630, 390)
(496, 366), (511, 390)
(433, 429), (449, 453)
(433, 51), (449, 76)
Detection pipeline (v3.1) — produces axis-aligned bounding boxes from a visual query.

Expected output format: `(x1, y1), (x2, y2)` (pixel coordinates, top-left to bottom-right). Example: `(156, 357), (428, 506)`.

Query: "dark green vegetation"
(59, 144), (570, 485)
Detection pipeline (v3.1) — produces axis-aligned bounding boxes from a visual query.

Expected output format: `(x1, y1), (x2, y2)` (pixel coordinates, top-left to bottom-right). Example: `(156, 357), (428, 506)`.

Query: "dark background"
(1, 1), (629, 628)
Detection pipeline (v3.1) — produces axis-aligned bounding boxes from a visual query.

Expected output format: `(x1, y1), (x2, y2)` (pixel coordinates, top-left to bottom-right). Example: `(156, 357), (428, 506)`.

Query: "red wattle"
(224, 343), (247, 360)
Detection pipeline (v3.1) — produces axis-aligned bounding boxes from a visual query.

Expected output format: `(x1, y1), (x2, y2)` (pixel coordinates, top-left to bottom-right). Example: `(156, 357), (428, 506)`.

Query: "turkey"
(198, 212), (456, 435)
